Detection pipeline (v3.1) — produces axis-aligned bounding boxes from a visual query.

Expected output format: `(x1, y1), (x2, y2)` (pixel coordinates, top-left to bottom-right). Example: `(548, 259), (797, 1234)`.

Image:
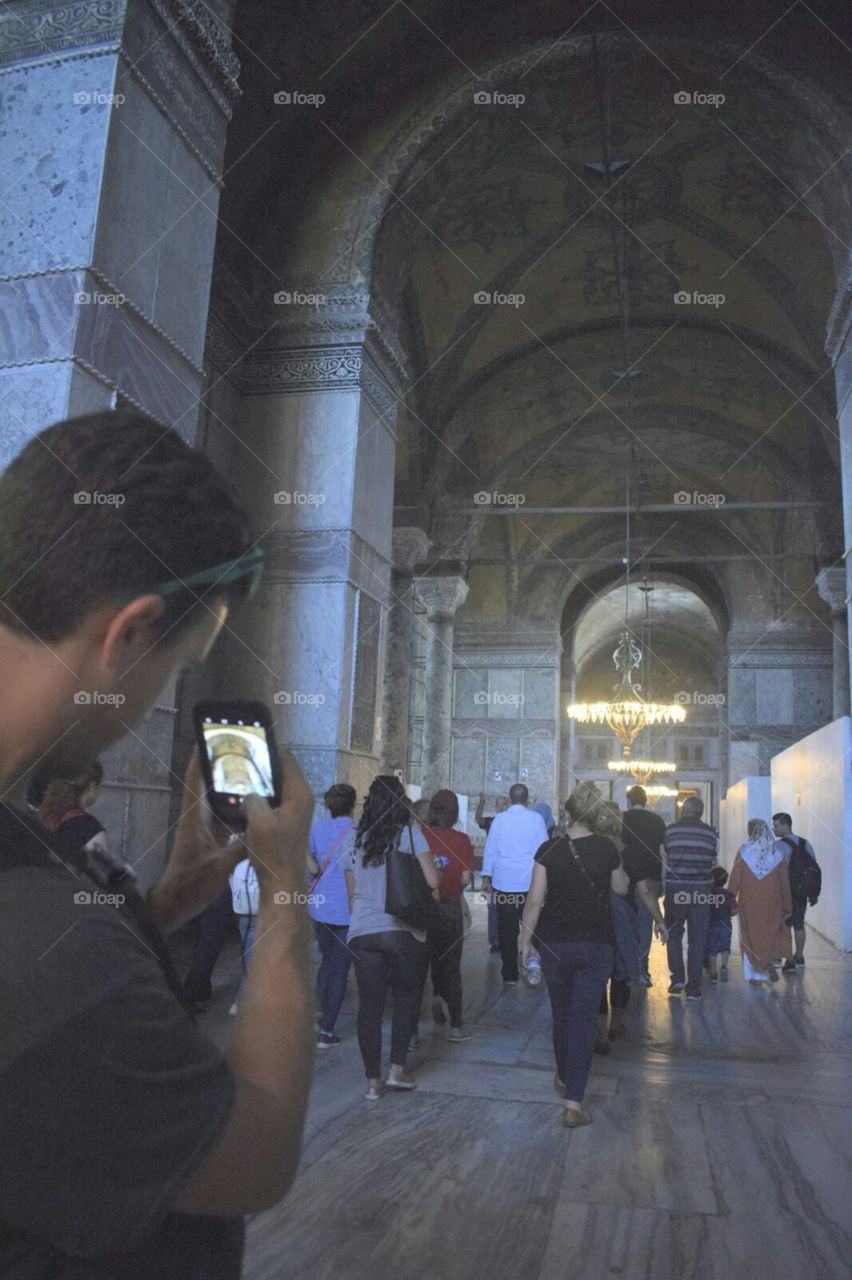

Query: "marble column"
(209, 325), (401, 806)
(816, 567), (851, 718)
(0, 0), (239, 887)
(414, 574), (469, 799)
(381, 528), (432, 778)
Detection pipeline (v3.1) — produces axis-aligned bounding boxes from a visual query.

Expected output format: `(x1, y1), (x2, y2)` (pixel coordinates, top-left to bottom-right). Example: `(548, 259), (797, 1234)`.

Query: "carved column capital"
(816, 566), (847, 615)
(392, 527), (432, 575)
(414, 574), (469, 621)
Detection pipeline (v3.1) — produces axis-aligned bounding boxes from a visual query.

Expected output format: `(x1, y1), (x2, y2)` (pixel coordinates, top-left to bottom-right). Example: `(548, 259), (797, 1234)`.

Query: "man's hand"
(654, 920), (668, 942)
(241, 749), (314, 902)
(147, 749), (246, 934)
(480, 875), (492, 899)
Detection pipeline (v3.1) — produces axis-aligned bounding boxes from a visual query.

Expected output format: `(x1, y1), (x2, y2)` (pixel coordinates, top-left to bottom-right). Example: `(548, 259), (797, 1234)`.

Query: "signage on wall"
(521, 768), (529, 779)
(494, 770), (502, 781)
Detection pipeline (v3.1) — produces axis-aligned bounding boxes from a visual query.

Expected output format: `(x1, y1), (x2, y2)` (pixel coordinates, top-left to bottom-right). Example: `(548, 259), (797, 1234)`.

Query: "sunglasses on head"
(145, 545), (264, 603)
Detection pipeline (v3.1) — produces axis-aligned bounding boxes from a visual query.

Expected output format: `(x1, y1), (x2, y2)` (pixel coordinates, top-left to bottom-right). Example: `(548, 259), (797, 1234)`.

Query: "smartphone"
(193, 700), (281, 828)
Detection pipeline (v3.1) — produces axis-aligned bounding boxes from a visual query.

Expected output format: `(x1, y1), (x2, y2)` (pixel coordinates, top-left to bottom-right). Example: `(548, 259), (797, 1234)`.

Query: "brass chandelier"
(568, 630), (686, 758)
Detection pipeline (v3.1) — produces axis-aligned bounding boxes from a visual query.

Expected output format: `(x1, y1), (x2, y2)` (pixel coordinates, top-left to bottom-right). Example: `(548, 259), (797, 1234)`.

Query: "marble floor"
(193, 900), (852, 1280)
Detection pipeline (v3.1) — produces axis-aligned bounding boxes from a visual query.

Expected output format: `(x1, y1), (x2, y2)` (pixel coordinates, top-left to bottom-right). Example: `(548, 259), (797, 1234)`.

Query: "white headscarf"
(737, 820), (783, 880)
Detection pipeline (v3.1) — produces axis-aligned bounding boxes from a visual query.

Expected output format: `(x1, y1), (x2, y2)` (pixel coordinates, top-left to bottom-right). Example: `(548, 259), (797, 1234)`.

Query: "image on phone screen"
(200, 714), (275, 805)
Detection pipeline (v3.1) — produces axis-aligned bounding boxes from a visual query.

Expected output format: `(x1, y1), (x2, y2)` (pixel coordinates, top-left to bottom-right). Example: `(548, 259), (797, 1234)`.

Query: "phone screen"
(199, 713), (275, 813)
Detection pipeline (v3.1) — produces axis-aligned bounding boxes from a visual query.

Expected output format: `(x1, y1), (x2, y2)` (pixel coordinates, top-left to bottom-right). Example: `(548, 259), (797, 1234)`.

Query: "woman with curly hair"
(38, 762), (107, 860)
(343, 775), (440, 1100)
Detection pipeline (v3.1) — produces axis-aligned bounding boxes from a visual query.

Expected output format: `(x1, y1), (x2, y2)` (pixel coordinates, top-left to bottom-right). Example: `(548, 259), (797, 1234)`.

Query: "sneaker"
(448, 1026), (472, 1042)
(795, 955), (805, 969)
(639, 973), (653, 988)
(668, 981), (685, 996)
(685, 991), (702, 1001)
(709, 972), (718, 983)
(316, 1032), (340, 1050)
(782, 960), (797, 974)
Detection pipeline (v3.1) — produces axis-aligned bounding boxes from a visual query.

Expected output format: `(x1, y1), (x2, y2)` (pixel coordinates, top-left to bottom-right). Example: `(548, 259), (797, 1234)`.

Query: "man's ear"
(100, 595), (168, 676)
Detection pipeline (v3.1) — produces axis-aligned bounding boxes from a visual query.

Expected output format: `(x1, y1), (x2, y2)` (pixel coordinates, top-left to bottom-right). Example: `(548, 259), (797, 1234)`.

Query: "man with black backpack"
(772, 812), (821, 972)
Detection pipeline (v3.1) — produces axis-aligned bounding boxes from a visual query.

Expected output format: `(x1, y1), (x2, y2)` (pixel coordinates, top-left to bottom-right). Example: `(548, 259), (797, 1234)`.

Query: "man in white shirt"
(481, 784), (549, 983)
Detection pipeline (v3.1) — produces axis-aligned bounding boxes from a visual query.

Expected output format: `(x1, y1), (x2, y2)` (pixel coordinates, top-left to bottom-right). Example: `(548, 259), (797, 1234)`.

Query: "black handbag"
(385, 824), (438, 932)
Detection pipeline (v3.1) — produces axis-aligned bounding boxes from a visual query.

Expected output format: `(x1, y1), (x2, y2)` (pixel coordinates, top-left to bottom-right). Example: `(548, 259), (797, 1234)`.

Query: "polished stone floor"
(193, 899), (852, 1280)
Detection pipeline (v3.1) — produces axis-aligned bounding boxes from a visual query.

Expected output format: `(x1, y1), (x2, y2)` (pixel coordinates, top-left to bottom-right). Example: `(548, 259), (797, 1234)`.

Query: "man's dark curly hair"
(355, 775), (413, 868)
(0, 409), (251, 642)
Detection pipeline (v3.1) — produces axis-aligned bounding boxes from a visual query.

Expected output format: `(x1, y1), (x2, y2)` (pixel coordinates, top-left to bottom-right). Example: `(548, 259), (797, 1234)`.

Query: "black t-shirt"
(620, 807), (666, 885)
(534, 834), (620, 945)
(54, 811), (104, 860)
(0, 804), (244, 1279)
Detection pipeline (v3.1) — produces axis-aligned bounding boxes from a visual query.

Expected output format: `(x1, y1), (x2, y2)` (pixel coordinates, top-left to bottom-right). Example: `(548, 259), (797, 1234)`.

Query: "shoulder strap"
(565, 835), (611, 906)
(309, 818), (355, 890)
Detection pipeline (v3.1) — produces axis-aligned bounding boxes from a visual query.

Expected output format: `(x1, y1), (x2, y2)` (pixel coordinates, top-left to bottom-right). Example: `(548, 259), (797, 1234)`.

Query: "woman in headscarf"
(727, 818), (793, 984)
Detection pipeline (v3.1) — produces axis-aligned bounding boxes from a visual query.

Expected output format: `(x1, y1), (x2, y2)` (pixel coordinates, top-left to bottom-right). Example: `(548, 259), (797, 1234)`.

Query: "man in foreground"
(0, 410), (315, 1278)
(481, 783), (548, 984)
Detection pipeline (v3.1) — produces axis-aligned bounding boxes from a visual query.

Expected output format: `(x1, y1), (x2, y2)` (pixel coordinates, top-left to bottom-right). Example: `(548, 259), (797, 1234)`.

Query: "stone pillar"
(816, 567), (851, 718)
(827, 277), (852, 710)
(210, 324), (401, 806)
(381, 528), (432, 778)
(0, 0), (239, 887)
(414, 573), (469, 798)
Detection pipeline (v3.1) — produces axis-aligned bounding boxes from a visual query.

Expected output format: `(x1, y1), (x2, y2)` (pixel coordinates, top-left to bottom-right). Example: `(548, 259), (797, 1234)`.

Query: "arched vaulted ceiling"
(213, 0), (852, 640)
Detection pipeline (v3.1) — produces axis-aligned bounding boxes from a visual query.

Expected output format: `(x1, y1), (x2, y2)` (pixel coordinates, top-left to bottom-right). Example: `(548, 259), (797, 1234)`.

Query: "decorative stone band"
(450, 720), (558, 735)
(728, 651), (832, 668)
(230, 343), (400, 429)
(0, 0), (240, 112)
(454, 650), (561, 668)
(258, 528), (391, 602)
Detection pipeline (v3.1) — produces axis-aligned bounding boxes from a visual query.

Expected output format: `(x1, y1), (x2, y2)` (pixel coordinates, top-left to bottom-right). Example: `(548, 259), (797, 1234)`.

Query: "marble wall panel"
(0, 53), (113, 275)
(351, 396), (395, 558)
(728, 738), (763, 786)
(792, 667), (832, 730)
(727, 667), (757, 725)
(519, 734), (559, 809)
(487, 736), (520, 787)
(487, 668), (523, 719)
(0, 364), (72, 466)
(523, 666), (557, 719)
(450, 735), (486, 797)
(454, 667), (487, 718)
(755, 668), (794, 725)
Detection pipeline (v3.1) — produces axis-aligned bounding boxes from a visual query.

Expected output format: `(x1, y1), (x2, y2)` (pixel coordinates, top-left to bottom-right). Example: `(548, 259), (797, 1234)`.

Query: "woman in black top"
(521, 781), (664, 1128)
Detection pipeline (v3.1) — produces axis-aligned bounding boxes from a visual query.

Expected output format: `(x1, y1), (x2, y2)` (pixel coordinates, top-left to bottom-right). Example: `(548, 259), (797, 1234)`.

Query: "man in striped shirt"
(663, 796), (719, 999)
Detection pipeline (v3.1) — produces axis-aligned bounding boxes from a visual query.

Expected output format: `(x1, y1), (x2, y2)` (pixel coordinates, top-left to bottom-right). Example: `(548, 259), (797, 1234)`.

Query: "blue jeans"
(664, 889), (711, 993)
(182, 884), (234, 1003)
(539, 940), (615, 1102)
(637, 879), (661, 975)
(313, 920), (352, 1034)
(236, 914), (256, 1004)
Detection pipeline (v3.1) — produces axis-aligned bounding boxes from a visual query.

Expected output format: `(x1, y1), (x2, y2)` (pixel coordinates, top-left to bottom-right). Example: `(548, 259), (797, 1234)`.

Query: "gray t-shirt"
(345, 823), (430, 943)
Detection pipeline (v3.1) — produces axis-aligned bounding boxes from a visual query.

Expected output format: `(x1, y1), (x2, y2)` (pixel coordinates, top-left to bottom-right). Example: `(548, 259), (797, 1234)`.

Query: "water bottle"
(525, 955), (542, 987)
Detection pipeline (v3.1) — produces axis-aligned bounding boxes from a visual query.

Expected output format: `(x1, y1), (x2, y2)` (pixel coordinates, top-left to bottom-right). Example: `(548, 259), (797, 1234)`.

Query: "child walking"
(707, 865), (736, 982)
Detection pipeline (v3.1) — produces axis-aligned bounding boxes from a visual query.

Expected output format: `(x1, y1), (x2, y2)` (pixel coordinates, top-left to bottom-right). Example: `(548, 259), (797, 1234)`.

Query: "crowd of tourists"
(194, 770), (821, 1126)
(0, 410), (824, 1279)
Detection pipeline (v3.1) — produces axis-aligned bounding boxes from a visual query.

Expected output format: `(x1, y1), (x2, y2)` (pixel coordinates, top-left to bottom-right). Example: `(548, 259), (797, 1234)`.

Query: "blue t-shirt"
(309, 817), (355, 925)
